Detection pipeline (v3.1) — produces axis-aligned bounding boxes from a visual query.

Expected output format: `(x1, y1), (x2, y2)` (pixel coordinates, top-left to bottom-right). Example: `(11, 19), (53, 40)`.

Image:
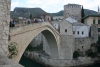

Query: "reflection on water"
(19, 55), (46, 67)
(86, 63), (100, 67)
(19, 55), (100, 67)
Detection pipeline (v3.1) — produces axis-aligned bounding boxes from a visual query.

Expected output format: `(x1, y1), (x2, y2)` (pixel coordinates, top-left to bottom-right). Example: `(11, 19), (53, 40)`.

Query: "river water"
(19, 55), (100, 67)
(19, 55), (46, 67)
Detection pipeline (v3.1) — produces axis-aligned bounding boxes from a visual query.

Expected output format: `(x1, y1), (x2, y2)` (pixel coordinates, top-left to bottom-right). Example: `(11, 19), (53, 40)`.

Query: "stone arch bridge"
(10, 22), (61, 62)
(0, 1), (73, 67)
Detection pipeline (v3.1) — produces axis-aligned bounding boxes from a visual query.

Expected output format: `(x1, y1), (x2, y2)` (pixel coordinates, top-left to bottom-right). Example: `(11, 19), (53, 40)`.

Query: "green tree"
(30, 13), (32, 19)
(81, 6), (84, 23)
(86, 49), (97, 58)
(73, 51), (80, 59)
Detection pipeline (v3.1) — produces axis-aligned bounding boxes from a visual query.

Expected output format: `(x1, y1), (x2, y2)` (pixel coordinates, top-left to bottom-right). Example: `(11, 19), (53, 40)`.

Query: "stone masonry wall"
(0, 0), (24, 67)
(0, 0), (11, 55)
(30, 33), (43, 47)
(90, 24), (98, 43)
(74, 24), (98, 56)
(64, 4), (81, 22)
(74, 38), (91, 52)
(60, 35), (74, 60)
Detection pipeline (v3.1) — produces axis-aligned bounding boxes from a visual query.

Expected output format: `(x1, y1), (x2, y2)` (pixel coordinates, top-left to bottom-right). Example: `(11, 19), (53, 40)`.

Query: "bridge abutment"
(0, 0), (10, 55)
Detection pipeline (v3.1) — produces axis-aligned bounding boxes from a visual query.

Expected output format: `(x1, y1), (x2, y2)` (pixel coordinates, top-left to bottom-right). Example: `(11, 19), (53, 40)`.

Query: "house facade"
(83, 15), (100, 34)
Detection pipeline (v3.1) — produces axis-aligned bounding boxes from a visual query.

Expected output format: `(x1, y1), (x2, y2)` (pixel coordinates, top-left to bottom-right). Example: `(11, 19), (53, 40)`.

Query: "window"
(93, 20), (95, 24)
(77, 31), (79, 34)
(98, 28), (100, 32)
(82, 46), (83, 48)
(98, 20), (100, 24)
(73, 31), (75, 34)
(65, 29), (67, 32)
(82, 31), (84, 34)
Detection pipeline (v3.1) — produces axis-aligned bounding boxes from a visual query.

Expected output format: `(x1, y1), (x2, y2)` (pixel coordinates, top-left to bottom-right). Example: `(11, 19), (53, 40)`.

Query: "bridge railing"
(9, 21), (51, 41)
(10, 20), (49, 28)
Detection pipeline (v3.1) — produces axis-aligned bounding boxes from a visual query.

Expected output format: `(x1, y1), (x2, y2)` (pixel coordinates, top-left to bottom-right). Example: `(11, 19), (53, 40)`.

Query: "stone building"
(40, 13), (51, 22)
(51, 21), (60, 32)
(60, 18), (98, 54)
(60, 21), (74, 59)
(72, 22), (89, 38)
(64, 4), (81, 22)
(53, 16), (63, 21)
(51, 16), (97, 53)
(83, 14), (100, 34)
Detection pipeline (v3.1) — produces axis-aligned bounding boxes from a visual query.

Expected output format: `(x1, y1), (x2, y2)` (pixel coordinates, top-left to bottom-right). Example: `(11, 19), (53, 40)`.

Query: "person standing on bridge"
(10, 19), (15, 27)
(27, 19), (30, 24)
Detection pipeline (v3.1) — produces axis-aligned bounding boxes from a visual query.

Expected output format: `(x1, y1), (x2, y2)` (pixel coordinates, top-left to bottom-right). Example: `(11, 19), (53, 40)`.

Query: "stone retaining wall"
(24, 51), (94, 67)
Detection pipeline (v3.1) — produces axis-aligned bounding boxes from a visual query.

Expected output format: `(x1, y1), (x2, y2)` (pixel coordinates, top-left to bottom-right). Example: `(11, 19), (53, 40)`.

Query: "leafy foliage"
(73, 51), (80, 59)
(86, 49), (98, 58)
(30, 13), (32, 19)
(8, 42), (18, 59)
(81, 6), (84, 23)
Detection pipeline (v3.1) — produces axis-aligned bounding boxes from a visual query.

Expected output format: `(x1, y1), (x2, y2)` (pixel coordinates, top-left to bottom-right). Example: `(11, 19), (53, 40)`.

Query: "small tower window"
(77, 31), (79, 34)
(82, 31), (84, 34)
(82, 46), (83, 48)
(73, 31), (75, 34)
(93, 20), (95, 24)
(65, 29), (67, 32)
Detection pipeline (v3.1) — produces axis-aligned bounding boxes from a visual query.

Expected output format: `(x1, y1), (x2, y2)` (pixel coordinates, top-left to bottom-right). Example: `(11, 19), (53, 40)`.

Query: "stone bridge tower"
(60, 21), (74, 59)
(64, 4), (81, 22)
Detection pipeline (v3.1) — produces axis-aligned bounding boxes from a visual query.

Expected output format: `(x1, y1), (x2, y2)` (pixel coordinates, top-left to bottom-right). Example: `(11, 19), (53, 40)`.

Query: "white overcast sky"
(11, 0), (100, 13)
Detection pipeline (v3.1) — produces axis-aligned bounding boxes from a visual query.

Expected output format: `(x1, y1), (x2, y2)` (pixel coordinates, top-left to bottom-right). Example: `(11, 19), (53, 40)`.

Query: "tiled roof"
(82, 14), (100, 19)
(72, 22), (88, 26)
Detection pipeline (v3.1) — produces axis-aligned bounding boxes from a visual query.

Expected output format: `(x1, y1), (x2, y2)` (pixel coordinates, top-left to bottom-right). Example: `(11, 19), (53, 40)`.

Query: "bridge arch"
(41, 30), (58, 58)
(10, 22), (60, 62)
